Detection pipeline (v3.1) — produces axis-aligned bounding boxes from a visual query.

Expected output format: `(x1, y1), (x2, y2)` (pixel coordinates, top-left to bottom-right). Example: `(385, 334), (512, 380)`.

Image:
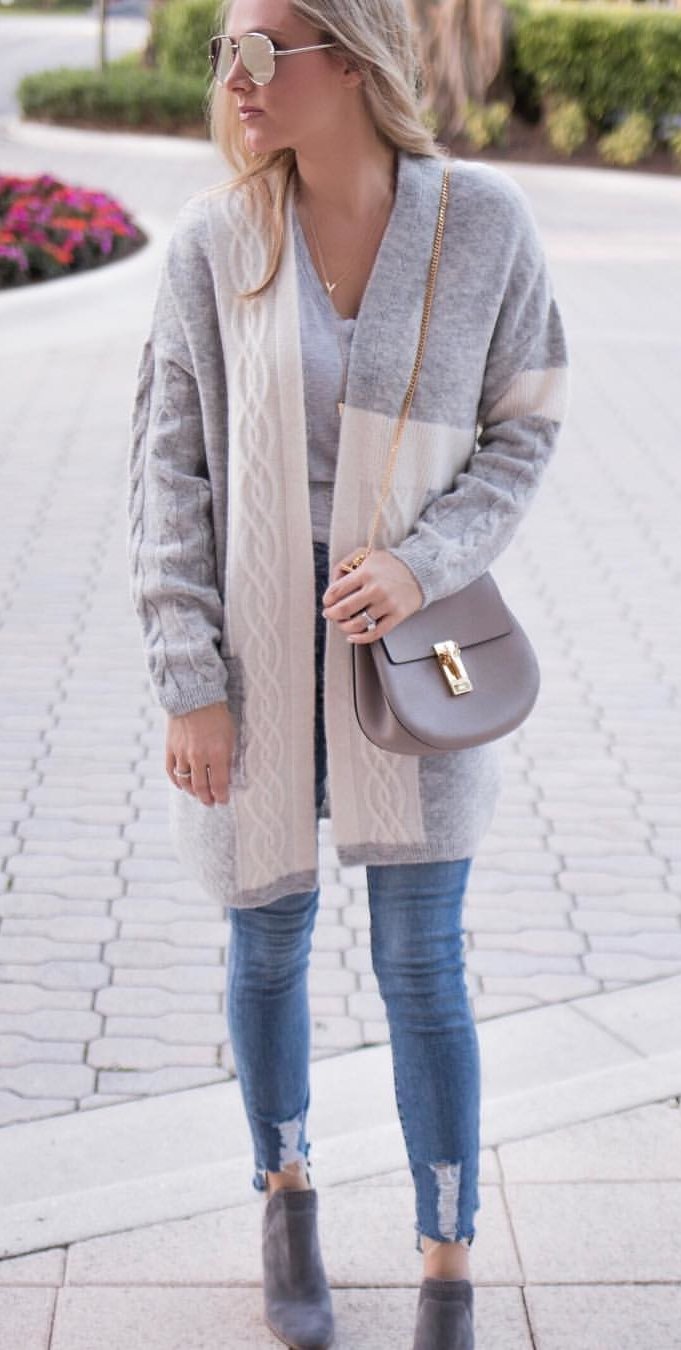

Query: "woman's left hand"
(322, 548), (423, 644)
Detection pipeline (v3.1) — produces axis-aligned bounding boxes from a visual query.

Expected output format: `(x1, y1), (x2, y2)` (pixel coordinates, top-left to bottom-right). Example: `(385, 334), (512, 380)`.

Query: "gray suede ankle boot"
(412, 1277), (475, 1350)
(262, 1185), (335, 1350)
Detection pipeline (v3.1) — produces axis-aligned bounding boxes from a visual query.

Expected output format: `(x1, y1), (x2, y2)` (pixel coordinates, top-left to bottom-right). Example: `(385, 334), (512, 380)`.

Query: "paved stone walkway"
(1, 117), (680, 1125)
(1, 975), (680, 1347)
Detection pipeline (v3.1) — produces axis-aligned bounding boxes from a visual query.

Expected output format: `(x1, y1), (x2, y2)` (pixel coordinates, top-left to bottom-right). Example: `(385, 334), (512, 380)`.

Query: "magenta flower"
(0, 172), (146, 289)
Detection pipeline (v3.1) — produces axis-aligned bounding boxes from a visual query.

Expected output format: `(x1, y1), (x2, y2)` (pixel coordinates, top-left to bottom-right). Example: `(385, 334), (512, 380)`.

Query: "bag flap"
(381, 572), (513, 665)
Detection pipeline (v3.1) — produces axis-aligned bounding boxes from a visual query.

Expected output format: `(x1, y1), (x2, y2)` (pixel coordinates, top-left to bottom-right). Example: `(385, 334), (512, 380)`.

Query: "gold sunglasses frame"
(209, 31), (339, 86)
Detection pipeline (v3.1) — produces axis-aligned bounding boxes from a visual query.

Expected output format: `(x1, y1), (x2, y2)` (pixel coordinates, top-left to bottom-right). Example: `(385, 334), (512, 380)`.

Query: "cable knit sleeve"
(126, 203), (230, 717)
(387, 173), (570, 609)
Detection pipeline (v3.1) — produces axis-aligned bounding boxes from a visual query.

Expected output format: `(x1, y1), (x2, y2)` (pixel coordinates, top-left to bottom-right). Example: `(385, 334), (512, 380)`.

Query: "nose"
(224, 48), (254, 95)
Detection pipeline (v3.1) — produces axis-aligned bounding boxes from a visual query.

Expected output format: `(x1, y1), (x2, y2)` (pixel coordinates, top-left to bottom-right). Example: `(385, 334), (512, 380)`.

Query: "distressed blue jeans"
(226, 540), (481, 1252)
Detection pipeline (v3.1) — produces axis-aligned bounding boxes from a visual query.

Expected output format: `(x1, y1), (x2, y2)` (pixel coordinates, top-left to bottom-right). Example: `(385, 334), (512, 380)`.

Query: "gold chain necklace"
(296, 173), (395, 415)
(300, 181), (393, 300)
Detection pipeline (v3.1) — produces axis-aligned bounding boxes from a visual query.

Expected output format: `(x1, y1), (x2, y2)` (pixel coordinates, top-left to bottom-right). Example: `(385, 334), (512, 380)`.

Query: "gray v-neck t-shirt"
(292, 202), (356, 545)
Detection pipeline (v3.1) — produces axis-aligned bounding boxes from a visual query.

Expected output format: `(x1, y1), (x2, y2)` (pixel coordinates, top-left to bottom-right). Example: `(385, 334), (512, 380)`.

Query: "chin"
(243, 124), (292, 156)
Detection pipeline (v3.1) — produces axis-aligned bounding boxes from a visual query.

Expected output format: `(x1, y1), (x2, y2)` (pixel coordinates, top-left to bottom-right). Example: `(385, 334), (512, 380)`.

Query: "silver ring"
(361, 609), (377, 632)
(173, 767), (192, 779)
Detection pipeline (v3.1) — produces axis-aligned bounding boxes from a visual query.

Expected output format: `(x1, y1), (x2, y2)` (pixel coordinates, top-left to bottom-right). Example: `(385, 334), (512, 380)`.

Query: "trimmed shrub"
(513, 3), (681, 127)
(598, 111), (654, 166)
(0, 0), (90, 9)
(656, 112), (681, 153)
(546, 98), (589, 155)
(17, 63), (208, 131)
(462, 100), (512, 150)
(151, 0), (220, 80)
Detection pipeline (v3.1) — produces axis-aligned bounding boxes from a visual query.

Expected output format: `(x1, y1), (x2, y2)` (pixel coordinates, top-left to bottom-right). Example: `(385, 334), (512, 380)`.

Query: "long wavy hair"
(205, 0), (443, 299)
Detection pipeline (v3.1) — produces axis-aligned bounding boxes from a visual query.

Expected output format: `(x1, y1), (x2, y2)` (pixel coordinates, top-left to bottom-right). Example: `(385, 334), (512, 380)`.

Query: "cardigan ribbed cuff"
(156, 678), (230, 718)
(387, 539), (442, 611)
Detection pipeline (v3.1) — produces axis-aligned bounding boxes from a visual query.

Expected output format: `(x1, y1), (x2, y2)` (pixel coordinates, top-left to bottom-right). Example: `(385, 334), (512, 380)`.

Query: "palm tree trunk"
(407, 0), (510, 138)
(98, 0), (108, 72)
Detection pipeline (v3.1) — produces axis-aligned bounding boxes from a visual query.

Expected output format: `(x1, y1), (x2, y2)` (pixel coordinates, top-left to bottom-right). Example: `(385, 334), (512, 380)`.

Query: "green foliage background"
(16, 0), (681, 156)
(513, 2), (681, 125)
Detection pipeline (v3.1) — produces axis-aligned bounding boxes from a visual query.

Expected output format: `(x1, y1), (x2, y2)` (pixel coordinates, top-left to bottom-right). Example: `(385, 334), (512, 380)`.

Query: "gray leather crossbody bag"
(340, 166), (540, 754)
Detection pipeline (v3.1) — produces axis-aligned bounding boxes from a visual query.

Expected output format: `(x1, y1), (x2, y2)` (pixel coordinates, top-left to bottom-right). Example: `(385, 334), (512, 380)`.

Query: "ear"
(340, 66), (364, 89)
(330, 48), (364, 88)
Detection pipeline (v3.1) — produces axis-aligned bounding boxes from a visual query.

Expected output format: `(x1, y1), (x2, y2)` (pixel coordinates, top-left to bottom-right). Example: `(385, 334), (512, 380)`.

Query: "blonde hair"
(205, 0), (443, 299)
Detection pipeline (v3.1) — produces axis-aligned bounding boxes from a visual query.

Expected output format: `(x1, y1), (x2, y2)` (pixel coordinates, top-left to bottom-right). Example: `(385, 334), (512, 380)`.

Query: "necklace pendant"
(326, 280), (338, 296)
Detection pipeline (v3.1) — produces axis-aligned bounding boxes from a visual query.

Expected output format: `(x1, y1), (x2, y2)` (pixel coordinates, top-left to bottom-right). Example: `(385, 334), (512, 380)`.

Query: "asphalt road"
(0, 12), (149, 117)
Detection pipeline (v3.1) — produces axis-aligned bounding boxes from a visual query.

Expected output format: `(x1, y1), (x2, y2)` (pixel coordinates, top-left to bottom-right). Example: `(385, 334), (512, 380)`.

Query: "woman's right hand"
(165, 701), (236, 806)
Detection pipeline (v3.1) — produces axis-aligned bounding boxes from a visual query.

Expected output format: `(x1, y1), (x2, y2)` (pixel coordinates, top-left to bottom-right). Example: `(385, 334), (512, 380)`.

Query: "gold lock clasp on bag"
(433, 641), (473, 697)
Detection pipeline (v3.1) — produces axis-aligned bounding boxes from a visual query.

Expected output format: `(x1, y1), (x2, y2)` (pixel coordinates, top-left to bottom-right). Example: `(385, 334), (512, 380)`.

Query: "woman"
(127, 1), (569, 1346)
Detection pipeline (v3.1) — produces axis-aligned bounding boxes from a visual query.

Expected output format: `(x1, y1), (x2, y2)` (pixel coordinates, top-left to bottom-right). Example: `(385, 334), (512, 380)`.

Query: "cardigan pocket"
(223, 652), (249, 790)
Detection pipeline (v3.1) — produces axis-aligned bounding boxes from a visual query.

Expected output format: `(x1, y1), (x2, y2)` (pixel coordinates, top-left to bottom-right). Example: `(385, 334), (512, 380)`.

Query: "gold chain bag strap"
(342, 166), (541, 754)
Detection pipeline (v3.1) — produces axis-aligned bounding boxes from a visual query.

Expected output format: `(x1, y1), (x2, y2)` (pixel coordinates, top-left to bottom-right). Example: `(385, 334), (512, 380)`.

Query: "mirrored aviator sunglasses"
(208, 31), (338, 86)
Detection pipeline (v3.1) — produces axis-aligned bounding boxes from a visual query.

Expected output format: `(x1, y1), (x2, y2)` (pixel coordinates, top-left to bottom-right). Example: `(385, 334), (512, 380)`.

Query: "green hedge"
(513, 2), (681, 125)
(0, 0), (90, 12)
(151, 0), (220, 80)
(18, 63), (208, 130)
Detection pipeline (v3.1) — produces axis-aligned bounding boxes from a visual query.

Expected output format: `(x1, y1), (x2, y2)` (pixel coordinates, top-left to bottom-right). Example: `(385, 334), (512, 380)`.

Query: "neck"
(293, 128), (397, 224)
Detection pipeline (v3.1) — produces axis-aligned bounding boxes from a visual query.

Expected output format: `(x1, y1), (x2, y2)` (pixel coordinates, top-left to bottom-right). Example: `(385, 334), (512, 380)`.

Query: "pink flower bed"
(0, 173), (146, 288)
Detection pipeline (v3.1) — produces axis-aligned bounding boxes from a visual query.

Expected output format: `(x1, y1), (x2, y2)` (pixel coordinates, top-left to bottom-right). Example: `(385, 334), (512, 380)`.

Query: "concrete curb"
(0, 211), (167, 314)
(0, 115), (218, 158)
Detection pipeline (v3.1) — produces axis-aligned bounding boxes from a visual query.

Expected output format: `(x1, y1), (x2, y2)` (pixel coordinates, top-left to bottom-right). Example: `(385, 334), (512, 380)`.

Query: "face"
(220, 0), (360, 156)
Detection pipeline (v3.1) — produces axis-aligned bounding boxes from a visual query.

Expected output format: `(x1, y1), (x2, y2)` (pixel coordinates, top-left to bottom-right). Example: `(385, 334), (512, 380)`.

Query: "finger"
(180, 769), (198, 798)
(206, 762), (231, 806)
(165, 747), (183, 791)
(193, 763), (215, 807)
(322, 581), (358, 613)
(328, 562), (346, 586)
(166, 751), (193, 794)
(323, 561), (371, 607)
(347, 613), (395, 644)
(323, 583), (378, 623)
(337, 607), (387, 634)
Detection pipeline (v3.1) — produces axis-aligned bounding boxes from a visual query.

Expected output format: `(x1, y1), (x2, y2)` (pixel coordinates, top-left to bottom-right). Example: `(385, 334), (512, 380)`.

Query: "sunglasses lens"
(240, 33), (275, 84)
(209, 36), (233, 83)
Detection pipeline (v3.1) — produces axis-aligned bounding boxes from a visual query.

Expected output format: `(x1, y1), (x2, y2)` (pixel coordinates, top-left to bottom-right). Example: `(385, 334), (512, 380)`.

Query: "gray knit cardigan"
(126, 149), (569, 909)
